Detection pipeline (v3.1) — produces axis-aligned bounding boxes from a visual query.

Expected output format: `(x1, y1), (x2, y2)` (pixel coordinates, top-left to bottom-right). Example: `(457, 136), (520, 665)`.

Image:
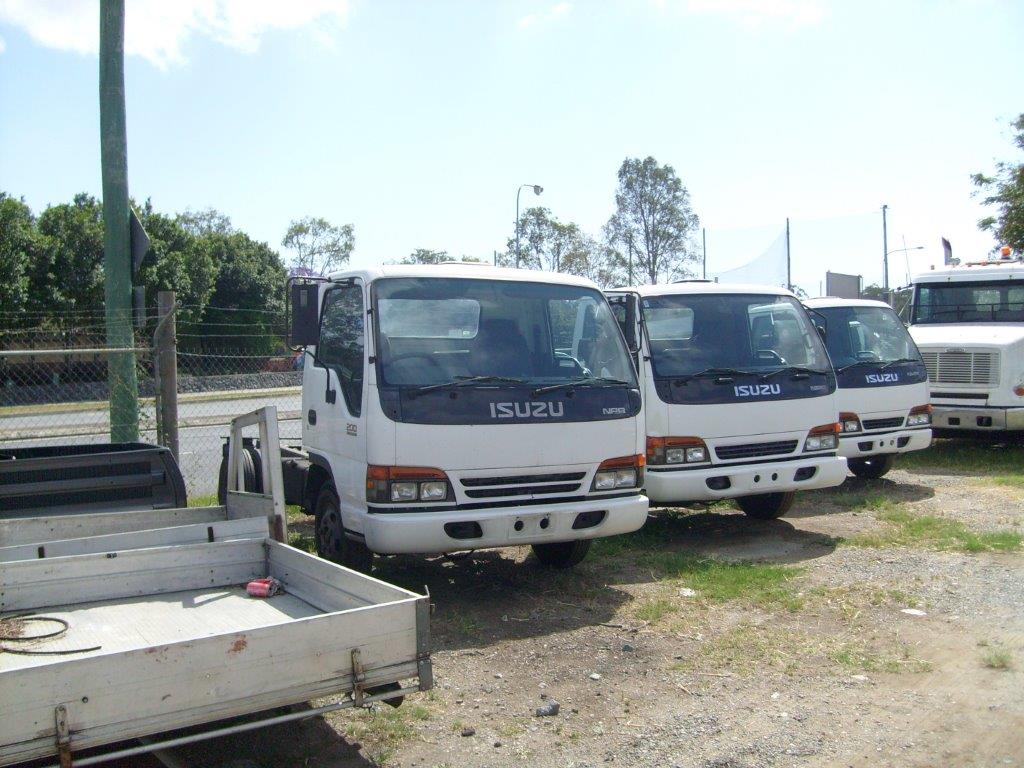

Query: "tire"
(737, 491), (795, 520)
(314, 483), (374, 573)
(216, 445), (263, 505)
(532, 539), (592, 569)
(848, 454), (895, 480)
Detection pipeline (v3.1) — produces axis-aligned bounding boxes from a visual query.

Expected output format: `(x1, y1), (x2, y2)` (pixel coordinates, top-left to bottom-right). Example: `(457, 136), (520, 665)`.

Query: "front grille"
(715, 440), (798, 461)
(862, 417), (904, 430)
(459, 471), (586, 499)
(921, 350), (999, 385)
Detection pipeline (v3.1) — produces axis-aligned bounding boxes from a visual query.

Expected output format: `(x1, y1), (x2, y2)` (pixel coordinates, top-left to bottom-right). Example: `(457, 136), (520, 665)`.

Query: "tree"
(500, 207), (610, 282)
(604, 156), (700, 284)
(0, 193), (38, 322)
(403, 249), (449, 265)
(178, 207), (233, 237)
(282, 216), (354, 275)
(973, 113), (1024, 254)
(32, 194), (106, 326)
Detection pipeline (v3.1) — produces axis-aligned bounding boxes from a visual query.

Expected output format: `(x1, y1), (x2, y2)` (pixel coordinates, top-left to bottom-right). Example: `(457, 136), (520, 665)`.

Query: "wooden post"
(156, 291), (179, 461)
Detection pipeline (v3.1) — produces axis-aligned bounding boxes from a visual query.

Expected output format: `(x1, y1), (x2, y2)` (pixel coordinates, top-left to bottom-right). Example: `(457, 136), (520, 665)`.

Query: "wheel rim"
(317, 501), (343, 559)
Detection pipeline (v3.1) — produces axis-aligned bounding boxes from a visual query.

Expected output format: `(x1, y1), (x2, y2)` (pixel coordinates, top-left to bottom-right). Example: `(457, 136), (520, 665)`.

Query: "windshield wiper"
(879, 358), (921, 370)
(531, 377), (632, 397)
(671, 368), (758, 386)
(836, 360), (880, 374)
(759, 366), (828, 380)
(409, 375), (526, 397)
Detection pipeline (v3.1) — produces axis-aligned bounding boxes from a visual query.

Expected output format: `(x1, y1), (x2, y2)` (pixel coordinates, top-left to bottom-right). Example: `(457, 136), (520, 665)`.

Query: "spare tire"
(216, 444), (263, 504)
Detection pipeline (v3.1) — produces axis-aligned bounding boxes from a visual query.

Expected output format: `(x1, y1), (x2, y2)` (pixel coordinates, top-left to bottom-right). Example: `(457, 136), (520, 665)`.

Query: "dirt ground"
(171, 444), (1024, 768)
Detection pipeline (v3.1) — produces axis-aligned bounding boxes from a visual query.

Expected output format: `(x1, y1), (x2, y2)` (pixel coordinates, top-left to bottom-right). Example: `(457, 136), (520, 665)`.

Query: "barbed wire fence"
(0, 292), (301, 501)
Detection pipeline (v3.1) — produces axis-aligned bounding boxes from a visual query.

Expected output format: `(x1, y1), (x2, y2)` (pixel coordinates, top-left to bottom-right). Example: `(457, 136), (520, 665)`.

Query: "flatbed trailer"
(0, 408), (432, 767)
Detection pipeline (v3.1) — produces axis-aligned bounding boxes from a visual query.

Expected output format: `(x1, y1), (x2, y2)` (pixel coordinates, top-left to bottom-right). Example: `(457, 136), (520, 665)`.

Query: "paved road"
(0, 391), (302, 499)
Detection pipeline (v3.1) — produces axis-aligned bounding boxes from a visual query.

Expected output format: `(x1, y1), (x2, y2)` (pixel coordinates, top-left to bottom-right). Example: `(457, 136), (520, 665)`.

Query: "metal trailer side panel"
(0, 516), (269, 563)
(0, 601), (420, 765)
(0, 506), (228, 548)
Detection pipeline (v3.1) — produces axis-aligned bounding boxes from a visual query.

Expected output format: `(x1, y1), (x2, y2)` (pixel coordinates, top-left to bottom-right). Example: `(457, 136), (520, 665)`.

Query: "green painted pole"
(100, 0), (139, 441)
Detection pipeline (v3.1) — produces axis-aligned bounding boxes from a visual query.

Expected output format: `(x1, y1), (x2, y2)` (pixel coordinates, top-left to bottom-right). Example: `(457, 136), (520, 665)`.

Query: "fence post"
(156, 291), (179, 461)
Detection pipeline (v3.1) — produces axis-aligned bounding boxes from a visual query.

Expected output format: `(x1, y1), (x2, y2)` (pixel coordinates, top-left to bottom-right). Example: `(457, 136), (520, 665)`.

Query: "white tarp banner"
(710, 229), (788, 288)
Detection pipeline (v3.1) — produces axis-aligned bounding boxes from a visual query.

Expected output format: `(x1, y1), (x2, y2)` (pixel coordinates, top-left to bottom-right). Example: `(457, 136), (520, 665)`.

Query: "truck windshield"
(912, 280), (1024, 324)
(641, 293), (830, 377)
(813, 305), (921, 369)
(374, 278), (637, 388)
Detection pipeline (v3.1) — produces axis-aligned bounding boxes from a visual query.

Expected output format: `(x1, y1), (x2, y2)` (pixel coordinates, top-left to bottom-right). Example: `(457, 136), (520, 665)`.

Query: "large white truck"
(908, 255), (1024, 433)
(606, 283), (847, 519)
(247, 264), (649, 571)
(805, 298), (932, 478)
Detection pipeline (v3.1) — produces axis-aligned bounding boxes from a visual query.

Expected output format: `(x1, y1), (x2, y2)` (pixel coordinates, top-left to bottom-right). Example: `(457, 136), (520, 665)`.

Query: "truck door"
(606, 292), (640, 372)
(307, 280), (368, 521)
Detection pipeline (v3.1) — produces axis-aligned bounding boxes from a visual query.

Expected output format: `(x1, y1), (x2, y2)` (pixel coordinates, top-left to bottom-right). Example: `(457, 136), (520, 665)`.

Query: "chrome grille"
(459, 472), (585, 499)
(715, 440), (798, 461)
(921, 350), (999, 385)
(862, 417), (904, 430)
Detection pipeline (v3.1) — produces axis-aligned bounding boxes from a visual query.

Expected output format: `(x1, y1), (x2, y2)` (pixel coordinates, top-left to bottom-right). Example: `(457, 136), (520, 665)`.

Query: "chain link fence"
(0, 302), (302, 502)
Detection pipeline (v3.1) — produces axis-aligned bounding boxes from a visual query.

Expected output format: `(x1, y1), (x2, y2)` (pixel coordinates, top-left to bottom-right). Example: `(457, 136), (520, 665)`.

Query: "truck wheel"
(737, 491), (795, 520)
(216, 445), (263, 505)
(314, 483), (374, 573)
(532, 539), (592, 568)
(848, 455), (895, 480)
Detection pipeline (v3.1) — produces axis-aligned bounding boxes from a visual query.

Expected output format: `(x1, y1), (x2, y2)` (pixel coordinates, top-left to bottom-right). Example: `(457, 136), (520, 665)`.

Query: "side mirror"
(815, 324), (827, 342)
(289, 281), (321, 347)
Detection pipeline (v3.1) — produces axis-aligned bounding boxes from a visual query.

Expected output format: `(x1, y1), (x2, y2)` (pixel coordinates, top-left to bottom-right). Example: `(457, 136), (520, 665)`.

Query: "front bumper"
(838, 427), (932, 458)
(931, 405), (1024, 431)
(362, 493), (649, 554)
(644, 455), (847, 504)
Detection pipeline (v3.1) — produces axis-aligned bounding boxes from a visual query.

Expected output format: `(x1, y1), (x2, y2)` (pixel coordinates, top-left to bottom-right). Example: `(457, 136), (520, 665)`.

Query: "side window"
(607, 297), (636, 349)
(318, 284), (364, 416)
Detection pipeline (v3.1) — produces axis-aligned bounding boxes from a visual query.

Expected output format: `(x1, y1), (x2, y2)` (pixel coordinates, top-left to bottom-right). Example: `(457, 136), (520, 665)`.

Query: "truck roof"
(326, 263), (599, 288)
(911, 260), (1024, 284)
(609, 282), (797, 298)
(804, 297), (893, 310)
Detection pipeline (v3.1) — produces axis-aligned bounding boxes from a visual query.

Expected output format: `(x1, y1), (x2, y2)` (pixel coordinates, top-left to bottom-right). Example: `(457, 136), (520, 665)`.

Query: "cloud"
(682, 0), (824, 27)
(0, 33), (5, 54)
(0, 0), (349, 69)
(517, 2), (572, 30)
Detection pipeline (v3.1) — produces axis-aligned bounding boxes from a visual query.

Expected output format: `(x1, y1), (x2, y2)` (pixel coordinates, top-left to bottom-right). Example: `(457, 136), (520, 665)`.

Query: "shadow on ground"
(795, 475), (935, 513)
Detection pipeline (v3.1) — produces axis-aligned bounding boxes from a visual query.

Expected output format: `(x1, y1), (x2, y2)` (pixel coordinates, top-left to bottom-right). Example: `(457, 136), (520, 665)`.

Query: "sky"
(1, 0), (1021, 295)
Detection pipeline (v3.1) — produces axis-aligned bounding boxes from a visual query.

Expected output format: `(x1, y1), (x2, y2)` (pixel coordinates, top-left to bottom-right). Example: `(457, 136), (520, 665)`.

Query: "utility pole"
(881, 204), (889, 291)
(702, 227), (707, 280)
(626, 232), (634, 285)
(100, 0), (139, 442)
(785, 217), (791, 292)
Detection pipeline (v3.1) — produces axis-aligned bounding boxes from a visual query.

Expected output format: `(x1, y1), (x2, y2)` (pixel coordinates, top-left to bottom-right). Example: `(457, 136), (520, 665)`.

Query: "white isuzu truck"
(239, 264), (649, 571)
(606, 282), (847, 520)
(908, 255), (1024, 433)
(805, 298), (932, 478)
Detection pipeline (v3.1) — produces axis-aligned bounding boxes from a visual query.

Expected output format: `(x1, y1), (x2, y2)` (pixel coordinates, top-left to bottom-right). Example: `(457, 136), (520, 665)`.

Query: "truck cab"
(908, 257), (1024, 433)
(805, 297), (932, 478)
(285, 264), (649, 570)
(607, 283), (847, 520)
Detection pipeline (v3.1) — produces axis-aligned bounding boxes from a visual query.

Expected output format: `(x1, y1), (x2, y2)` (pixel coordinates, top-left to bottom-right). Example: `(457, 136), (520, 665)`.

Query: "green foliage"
(281, 215), (354, 275)
(973, 113), (1024, 253)
(400, 249), (484, 265)
(32, 193), (106, 324)
(502, 206), (611, 284)
(847, 506), (1022, 553)
(0, 193), (38, 320)
(604, 156), (700, 284)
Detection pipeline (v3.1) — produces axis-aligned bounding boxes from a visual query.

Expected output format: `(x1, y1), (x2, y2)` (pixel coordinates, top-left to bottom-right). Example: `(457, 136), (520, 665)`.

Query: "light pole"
(515, 184), (543, 268)
(884, 245), (923, 289)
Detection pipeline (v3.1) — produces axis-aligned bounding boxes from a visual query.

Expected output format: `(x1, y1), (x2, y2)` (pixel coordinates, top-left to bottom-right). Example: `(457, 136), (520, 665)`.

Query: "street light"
(515, 184), (543, 268)
(884, 245), (924, 289)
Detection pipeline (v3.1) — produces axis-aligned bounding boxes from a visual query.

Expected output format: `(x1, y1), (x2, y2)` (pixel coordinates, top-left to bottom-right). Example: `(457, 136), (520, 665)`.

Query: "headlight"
(591, 455), (644, 491)
(390, 482), (419, 501)
(839, 412), (861, 433)
(907, 404), (932, 426)
(419, 481), (448, 500)
(646, 436), (710, 465)
(804, 423), (839, 452)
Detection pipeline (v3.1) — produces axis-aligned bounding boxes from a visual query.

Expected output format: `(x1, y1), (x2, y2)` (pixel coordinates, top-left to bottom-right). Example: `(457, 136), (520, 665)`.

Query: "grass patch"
(900, 440), (1024, 479)
(980, 646), (1014, 670)
(188, 494), (218, 507)
(343, 703), (431, 763)
(847, 506), (1022, 553)
(635, 598), (676, 623)
(992, 475), (1024, 489)
(830, 640), (932, 674)
(671, 623), (797, 675)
